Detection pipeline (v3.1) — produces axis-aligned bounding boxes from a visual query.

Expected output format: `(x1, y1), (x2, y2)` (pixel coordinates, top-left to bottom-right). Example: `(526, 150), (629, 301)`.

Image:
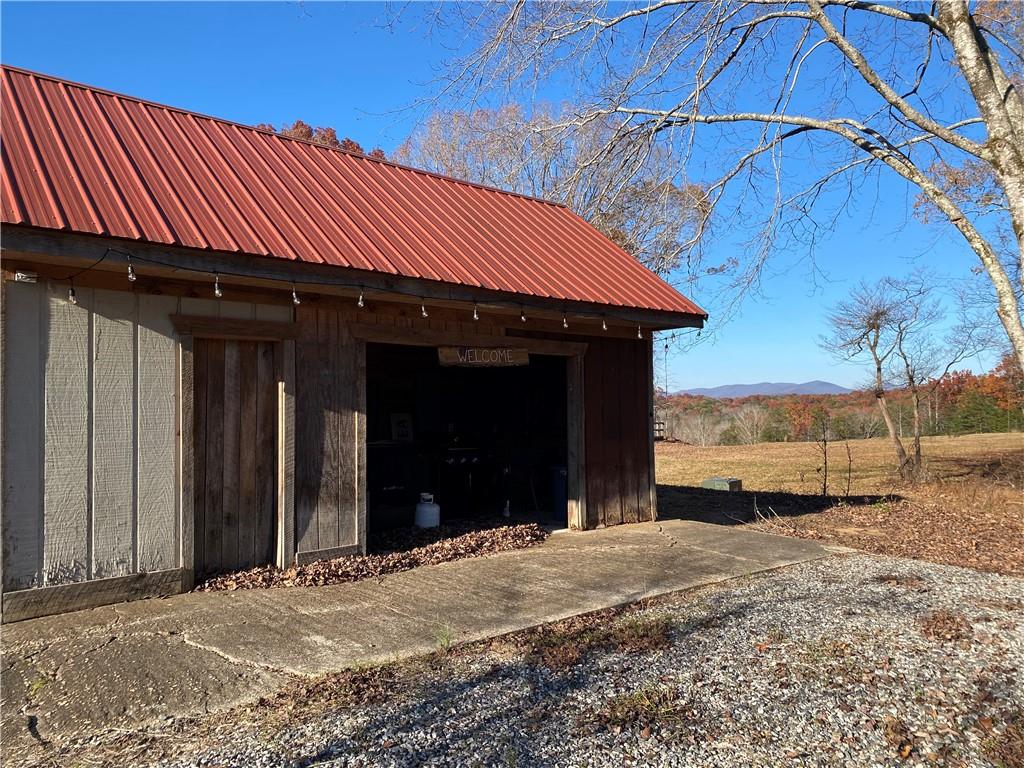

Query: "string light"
(55, 247), (696, 338)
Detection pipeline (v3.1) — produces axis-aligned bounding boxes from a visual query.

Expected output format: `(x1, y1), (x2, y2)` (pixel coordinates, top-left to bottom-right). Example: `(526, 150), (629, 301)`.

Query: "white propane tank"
(415, 493), (440, 528)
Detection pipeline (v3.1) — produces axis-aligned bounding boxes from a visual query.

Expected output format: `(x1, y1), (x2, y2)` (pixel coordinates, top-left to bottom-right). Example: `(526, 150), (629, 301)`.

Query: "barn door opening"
(192, 338), (279, 579)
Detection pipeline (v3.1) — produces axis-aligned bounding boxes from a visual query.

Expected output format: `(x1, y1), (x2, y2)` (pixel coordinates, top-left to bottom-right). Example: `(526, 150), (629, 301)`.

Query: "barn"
(0, 66), (706, 622)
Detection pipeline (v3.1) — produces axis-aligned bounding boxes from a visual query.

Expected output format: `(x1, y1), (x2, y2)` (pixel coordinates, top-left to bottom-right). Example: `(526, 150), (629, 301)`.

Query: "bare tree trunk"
(938, 0), (1024, 373)
(909, 388), (923, 480)
(876, 391), (911, 479)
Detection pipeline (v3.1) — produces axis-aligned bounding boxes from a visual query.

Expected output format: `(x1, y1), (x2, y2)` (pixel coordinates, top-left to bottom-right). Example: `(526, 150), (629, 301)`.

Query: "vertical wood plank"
(91, 290), (137, 578)
(317, 309), (341, 550)
(605, 339), (625, 527)
(256, 341), (277, 566)
(202, 339), (225, 577)
(645, 336), (657, 522)
(2, 281), (43, 589)
(618, 339), (640, 525)
(179, 334), (195, 588)
(237, 341), (258, 568)
(138, 295), (179, 572)
(294, 307), (319, 553)
(583, 339), (606, 528)
(354, 338), (367, 553)
(221, 341), (241, 570)
(278, 340), (296, 567)
(191, 339), (208, 576)
(43, 283), (92, 584)
(337, 323), (357, 548)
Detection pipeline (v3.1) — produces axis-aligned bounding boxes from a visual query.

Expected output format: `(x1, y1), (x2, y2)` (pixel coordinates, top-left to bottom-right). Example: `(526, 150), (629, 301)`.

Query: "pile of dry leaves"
(195, 522), (548, 592)
(751, 483), (1024, 577)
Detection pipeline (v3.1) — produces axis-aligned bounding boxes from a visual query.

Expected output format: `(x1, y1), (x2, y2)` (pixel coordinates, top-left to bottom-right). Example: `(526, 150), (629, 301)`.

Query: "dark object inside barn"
(366, 343), (568, 532)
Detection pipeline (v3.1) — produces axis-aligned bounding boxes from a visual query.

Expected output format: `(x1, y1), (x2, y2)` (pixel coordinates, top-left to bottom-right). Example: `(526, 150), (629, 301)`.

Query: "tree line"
(657, 354), (1022, 450)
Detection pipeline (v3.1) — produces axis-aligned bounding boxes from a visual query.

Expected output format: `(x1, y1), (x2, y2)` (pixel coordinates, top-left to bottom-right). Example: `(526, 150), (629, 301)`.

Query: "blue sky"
(1, 1), (996, 390)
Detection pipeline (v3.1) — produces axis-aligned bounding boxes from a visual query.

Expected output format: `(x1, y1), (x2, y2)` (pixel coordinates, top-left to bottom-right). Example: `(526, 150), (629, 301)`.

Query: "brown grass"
(523, 613), (675, 670)
(583, 686), (695, 735)
(656, 433), (1024, 575)
(656, 432), (1022, 497)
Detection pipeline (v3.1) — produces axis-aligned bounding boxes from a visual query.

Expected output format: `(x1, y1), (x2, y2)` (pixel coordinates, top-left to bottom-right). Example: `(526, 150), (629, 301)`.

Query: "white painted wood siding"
(2, 280), (290, 590)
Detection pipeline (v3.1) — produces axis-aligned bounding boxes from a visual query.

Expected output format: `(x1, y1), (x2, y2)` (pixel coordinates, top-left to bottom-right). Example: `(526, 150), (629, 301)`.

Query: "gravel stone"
(68, 555), (1024, 767)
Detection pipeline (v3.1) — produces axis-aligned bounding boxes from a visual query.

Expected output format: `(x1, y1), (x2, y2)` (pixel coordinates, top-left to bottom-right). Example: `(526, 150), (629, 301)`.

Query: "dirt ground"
(656, 432), (1024, 576)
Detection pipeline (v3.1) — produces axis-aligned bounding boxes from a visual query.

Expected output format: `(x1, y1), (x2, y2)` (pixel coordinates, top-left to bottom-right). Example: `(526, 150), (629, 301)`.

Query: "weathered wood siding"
(1, 279), (291, 590)
(583, 336), (655, 528)
(294, 307), (363, 558)
(511, 328), (656, 529)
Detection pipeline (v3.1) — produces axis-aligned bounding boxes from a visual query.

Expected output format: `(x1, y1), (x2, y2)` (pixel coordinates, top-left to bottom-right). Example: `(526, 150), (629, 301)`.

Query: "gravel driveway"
(27, 553), (1024, 767)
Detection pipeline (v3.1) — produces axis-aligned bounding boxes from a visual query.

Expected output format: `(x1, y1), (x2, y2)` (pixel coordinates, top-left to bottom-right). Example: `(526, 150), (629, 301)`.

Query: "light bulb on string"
(602, 317), (608, 332)
(291, 284), (301, 306)
(520, 307), (527, 323)
(127, 258), (137, 282)
(67, 284), (77, 305)
(562, 313), (568, 329)
(637, 325), (643, 339)
(213, 272), (223, 298)
(473, 303), (479, 321)
(357, 289), (365, 309)
(421, 301), (428, 319)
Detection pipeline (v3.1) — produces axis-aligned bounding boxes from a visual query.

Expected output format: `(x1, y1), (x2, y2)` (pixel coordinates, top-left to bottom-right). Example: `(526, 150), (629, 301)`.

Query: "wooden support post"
(277, 340), (296, 568)
(566, 353), (587, 530)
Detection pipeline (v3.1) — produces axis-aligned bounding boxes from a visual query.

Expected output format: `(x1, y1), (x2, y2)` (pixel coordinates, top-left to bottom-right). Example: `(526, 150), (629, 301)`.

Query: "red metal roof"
(1, 66), (705, 319)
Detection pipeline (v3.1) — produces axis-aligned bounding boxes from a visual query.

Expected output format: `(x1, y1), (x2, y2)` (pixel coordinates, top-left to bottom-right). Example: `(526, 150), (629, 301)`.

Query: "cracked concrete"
(0, 520), (833, 761)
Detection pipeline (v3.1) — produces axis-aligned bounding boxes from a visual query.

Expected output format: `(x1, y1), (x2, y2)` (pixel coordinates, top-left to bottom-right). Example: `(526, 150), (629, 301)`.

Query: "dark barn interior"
(366, 343), (568, 533)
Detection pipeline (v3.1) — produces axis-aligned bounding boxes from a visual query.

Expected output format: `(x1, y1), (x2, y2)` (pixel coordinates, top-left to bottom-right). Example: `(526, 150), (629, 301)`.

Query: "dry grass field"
(656, 432), (1022, 496)
(656, 432), (1024, 575)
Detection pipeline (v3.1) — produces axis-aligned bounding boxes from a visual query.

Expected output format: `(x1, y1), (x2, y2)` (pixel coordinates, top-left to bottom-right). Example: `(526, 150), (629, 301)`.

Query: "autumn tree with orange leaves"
(255, 119), (386, 159)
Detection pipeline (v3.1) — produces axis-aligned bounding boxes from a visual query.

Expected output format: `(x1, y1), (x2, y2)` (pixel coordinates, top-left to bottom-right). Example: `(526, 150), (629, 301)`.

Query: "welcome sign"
(437, 346), (529, 367)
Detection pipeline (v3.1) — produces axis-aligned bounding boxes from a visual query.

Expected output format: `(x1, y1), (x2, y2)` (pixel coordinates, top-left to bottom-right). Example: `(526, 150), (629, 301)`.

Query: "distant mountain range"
(679, 381), (853, 398)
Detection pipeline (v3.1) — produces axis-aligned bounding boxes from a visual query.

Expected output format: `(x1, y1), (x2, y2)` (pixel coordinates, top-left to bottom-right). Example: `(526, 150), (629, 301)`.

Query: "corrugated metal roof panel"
(0, 65), (706, 319)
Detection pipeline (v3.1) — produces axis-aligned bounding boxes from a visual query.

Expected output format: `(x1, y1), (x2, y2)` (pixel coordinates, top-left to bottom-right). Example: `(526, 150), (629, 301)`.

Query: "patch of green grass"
(26, 675), (48, 699)
(435, 623), (456, 654)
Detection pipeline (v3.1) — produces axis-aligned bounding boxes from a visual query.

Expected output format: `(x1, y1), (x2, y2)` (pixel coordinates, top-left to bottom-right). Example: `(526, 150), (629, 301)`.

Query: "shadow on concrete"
(656, 484), (896, 526)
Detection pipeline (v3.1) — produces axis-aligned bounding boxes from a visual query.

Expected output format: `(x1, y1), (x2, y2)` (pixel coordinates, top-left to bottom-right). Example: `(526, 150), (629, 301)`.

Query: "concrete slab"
(0, 520), (833, 756)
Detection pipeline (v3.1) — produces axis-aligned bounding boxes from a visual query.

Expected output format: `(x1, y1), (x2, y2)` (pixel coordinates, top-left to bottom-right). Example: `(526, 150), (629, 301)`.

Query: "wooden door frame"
(175, 316), (296, 589)
(351, 324), (587, 531)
